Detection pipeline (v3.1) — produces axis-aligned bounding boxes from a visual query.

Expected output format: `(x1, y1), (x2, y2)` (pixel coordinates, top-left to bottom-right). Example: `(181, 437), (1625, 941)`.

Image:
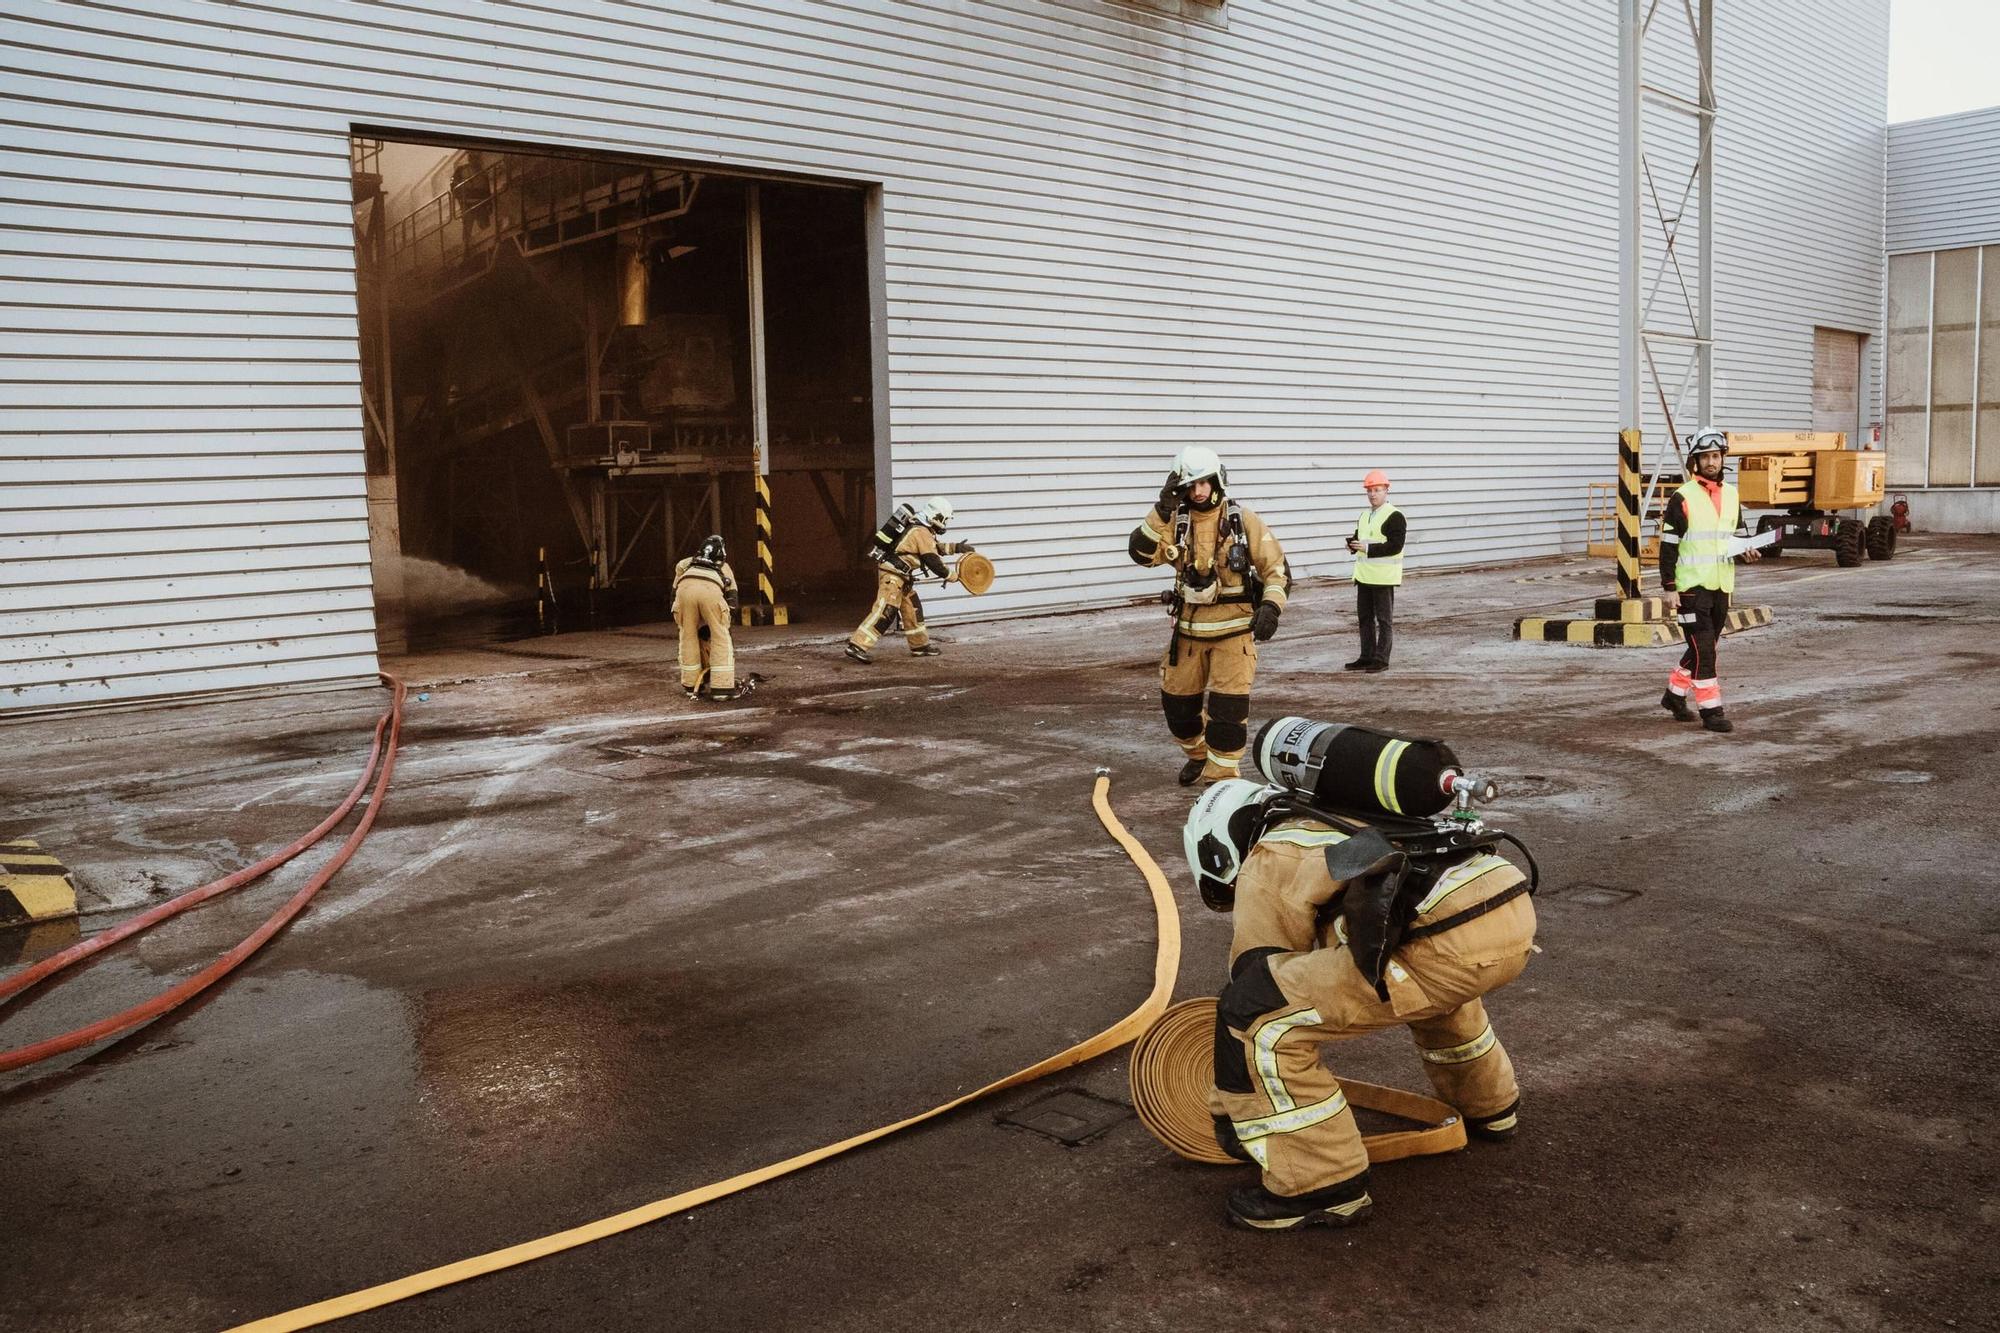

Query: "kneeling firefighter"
(845, 497), (977, 663)
(672, 535), (742, 700)
(1185, 717), (1539, 1230)
(1128, 448), (1290, 786)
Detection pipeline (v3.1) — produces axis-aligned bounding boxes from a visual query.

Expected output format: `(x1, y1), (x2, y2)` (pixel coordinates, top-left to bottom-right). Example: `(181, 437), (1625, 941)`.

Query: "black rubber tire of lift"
(1756, 515), (1785, 558)
(1834, 518), (1865, 567)
(1866, 514), (1897, 561)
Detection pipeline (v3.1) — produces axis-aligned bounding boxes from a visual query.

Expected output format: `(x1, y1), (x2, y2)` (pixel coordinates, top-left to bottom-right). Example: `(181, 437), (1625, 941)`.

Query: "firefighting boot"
(1226, 1176), (1374, 1232)
(1466, 1098), (1521, 1142)
(1343, 658), (1369, 671)
(1177, 757), (1207, 787)
(1700, 708), (1734, 734)
(910, 643), (943, 657)
(1660, 690), (1695, 722)
(844, 643), (871, 664)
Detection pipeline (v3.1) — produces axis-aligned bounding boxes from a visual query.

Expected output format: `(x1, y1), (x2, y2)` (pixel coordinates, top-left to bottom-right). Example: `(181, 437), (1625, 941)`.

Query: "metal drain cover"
(998, 1089), (1132, 1145)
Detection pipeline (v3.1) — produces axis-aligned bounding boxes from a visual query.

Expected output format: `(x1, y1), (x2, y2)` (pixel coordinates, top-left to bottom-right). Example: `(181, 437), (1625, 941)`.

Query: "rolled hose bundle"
(1129, 997), (1469, 1165)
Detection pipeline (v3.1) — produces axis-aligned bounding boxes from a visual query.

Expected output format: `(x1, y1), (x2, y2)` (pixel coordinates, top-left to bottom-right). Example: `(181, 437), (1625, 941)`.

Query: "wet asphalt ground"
(3, 536), (1997, 1332)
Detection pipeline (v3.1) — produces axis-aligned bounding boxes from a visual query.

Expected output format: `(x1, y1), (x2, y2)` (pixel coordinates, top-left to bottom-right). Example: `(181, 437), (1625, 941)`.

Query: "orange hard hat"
(1362, 469), (1390, 490)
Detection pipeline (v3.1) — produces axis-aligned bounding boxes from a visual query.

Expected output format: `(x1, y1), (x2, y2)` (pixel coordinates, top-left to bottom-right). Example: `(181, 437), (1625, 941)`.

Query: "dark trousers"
(1357, 583), (1395, 664)
(1676, 587), (1729, 683)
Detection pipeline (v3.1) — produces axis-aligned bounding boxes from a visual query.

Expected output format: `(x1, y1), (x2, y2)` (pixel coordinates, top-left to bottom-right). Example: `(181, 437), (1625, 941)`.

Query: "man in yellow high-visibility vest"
(1658, 429), (1760, 733)
(1344, 469), (1404, 673)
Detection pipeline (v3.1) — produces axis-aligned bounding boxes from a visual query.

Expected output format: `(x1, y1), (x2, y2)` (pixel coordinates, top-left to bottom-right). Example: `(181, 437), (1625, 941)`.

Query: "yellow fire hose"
(228, 771), (1177, 1331)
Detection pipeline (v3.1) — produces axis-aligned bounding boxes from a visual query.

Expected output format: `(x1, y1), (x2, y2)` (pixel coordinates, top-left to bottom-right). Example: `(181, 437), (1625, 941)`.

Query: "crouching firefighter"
(845, 497), (977, 663)
(1128, 447), (1290, 786)
(1183, 760), (1538, 1231)
(672, 535), (742, 700)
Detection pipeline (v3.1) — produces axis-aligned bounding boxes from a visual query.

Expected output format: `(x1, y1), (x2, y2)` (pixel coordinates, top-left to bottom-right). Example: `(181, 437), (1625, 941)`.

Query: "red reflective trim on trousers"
(1667, 666), (1693, 695)
(1693, 678), (1722, 708)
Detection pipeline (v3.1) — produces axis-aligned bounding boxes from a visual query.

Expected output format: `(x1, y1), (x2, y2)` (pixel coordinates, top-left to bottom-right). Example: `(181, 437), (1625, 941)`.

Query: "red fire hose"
(0, 673), (406, 1073)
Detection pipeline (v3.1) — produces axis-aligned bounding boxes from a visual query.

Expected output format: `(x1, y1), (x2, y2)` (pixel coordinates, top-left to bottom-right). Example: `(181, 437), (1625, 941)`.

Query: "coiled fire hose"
(226, 769), (1179, 1331)
(1128, 997), (1467, 1165)
(0, 673), (406, 1074)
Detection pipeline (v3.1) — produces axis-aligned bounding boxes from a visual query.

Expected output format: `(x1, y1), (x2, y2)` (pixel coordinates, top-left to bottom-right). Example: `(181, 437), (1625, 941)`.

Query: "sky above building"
(1889, 0), (2000, 122)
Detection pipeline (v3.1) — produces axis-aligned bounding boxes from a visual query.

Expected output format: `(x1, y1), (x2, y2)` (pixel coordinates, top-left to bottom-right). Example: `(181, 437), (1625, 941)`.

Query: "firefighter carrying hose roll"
(1658, 428), (1760, 734)
(1185, 780), (1537, 1230)
(845, 497), (976, 663)
(1128, 448), (1291, 786)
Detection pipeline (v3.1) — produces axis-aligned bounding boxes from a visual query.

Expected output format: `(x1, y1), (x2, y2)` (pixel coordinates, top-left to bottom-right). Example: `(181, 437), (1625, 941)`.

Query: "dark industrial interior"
(350, 136), (878, 647)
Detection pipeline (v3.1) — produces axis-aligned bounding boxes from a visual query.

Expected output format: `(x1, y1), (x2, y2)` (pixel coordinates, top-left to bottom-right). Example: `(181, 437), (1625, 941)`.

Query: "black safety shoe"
(1362, 660), (1388, 674)
(910, 643), (943, 657)
(1660, 690), (1695, 722)
(1177, 757), (1207, 787)
(843, 643), (871, 664)
(1342, 658), (1369, 671)
(1226, 1180), (1373, 1232)
(1700, 708), (1734, 734)
(1466, 1099), (1520, 1142)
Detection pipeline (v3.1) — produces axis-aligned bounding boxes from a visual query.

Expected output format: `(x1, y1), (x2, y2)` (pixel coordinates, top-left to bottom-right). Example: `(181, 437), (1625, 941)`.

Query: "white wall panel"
(1888, 107), (2000, 254)
(0, 0), (1890, 709)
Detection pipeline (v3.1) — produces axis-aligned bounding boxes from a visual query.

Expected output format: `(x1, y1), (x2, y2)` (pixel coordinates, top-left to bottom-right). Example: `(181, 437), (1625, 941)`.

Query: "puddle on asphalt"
(1859, 769), (1933, 785)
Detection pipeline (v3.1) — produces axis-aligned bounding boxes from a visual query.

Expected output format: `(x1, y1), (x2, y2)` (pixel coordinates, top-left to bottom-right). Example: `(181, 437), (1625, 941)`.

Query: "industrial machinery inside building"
(351, 136), (879, 647)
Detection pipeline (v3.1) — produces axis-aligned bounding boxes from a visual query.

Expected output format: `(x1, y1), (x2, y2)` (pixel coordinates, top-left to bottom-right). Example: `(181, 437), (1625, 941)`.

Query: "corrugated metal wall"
(1888, 107), (2000, 254)
(0, 0), (1889, 711)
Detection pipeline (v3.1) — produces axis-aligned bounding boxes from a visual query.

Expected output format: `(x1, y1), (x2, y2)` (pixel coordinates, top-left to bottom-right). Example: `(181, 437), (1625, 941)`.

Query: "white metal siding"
(1888, 107), (2000, 254)
(0, 0), (1890, 710)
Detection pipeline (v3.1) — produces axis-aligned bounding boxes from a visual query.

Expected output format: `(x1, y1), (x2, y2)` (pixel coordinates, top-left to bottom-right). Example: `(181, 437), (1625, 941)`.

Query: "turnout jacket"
(673, 557), (739, 608)
(878, 525), (970, 581)
(1130, 499), (1290, 640)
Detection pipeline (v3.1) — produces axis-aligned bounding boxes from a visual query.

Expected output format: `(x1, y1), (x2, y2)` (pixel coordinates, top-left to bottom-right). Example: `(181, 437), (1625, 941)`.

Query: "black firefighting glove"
(1156, 471), (1183, 518)
(1252, 602), (1281, 642)
(956, 541), (975, 553)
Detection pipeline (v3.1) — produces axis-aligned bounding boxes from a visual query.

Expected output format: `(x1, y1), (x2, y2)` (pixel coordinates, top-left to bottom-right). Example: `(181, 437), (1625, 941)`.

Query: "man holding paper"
(1658, 428), (1760, 733)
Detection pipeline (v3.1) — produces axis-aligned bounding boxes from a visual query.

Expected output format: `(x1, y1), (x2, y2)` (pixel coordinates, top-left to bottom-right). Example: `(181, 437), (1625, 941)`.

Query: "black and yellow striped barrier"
(1514, 603), (1773, 648)
(1616, 428), (1644, 599)
(738, 473), (790, 627)
(1, 839), (79, 927)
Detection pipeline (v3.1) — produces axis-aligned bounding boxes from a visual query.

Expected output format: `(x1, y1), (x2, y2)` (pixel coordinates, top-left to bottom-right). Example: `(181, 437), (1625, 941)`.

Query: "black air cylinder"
(1253, 717), (1460, 819)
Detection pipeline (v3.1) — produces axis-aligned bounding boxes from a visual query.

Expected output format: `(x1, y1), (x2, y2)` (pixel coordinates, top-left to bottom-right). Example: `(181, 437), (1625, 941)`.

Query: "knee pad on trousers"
(1206, 691), (1251, 754)
(1161, 690), (1205, 741)
(1214, 947), (1288, 1095)
(873, 607), (898, 634)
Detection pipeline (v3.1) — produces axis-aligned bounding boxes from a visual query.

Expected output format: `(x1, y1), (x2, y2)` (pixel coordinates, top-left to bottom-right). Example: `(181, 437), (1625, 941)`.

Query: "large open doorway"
(349, 135), (880, 650)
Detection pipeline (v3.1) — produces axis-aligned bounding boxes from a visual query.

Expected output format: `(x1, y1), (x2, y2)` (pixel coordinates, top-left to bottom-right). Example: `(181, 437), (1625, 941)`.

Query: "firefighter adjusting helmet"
(1183, 779), (1279, 912)
(1685, 428), (1729, 464)
(921, 496), (955, 532)
(696, 534), (726, 565)
(1362, 469), (1390, 491)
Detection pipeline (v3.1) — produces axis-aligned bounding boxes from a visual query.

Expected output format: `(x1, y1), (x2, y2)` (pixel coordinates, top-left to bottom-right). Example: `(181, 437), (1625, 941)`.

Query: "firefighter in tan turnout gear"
(1185, 778), (1537, 1231)
(845, 497), (976, 663)
(672, 535), (742, 701)
(1129, 448), (1290, 785)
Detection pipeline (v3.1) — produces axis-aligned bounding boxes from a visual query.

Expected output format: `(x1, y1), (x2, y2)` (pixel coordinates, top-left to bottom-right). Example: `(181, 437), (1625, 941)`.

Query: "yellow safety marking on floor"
(228, 772), (1178, 1332)
(0, 839), (79, 925)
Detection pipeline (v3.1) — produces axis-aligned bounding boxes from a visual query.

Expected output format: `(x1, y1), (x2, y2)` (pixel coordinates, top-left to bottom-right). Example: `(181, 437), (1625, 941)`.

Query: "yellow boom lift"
(1730, 431), (1894, 566)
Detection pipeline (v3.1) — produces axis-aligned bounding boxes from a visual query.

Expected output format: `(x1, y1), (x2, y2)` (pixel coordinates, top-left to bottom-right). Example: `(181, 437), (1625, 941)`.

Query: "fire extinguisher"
(1890, 492), (1912, 534)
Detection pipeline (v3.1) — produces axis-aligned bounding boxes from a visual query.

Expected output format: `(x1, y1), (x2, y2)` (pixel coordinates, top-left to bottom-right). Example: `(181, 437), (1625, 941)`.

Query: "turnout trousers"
(848, 570), (930, 652)
(1211, 836), (1536, 1199)
(1666, 586), (1729, 711)
(1160, 633), (1257, 782)
(672, 578), (735, 693)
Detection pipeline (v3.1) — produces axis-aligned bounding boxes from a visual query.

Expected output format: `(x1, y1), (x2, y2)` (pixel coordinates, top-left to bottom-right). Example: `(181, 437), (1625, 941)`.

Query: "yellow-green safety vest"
(1354, 503), (1403, 586)
(1671, 479), (1738, 593)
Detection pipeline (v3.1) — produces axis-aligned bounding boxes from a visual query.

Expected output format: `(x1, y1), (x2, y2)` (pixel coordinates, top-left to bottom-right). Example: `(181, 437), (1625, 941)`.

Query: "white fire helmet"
(1171, 445), (1227, 493)
(921, 496), (955, 532)
(1684, 428), (1729, 463)
(1183, 779), (1279, 911)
